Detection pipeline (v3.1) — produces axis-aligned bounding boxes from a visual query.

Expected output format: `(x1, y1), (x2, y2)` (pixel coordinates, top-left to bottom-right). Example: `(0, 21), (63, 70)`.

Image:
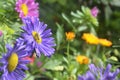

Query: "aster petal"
(85, 71), (96, 80)
(0, 58), (7, 64)
(19, 59), (30, 64)
(89, 64), (98, 74)
(112, 69), (120, 79)
(6, 44), (12, 51)
(10, 73), (17, 80)
(18, 52), (28, 58)
(104, 64), (111, 77)
(14, 69), (26, 79)
(41, 29), (52, 38)
(22, 33), (34, 43)
(78, 76), (84, 80)
(39, 44), (54, 56)
(38, 22), (47, 34)
(17, 64), (28, 70)
(35, 48), (41, 57)
(23, 18), (34, 32)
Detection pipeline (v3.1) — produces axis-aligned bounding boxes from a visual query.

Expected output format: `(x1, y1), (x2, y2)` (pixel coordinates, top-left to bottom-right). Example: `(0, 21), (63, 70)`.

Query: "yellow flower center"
(32, 31), (42, 44)
(7, 53), (18, 72)
(21, 4), (28, 16)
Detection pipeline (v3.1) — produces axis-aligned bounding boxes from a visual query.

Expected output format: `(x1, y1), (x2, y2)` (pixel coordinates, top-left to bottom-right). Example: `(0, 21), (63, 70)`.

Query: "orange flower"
(66, 32), (75, 41)
(76, 55), (89, 64)
(99, 38), (112, 47)
(82, 33), (99, 45)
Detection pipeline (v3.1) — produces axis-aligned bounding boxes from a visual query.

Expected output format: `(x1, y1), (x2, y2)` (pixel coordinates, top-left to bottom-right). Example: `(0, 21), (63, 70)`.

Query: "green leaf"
(110, 0), (120, 7)
(71, 11), (81, 18)
(77, 26), (87, 32)
(43, 60), (62, 70)
(77, 10), (84, 17)
(56, 23), (64, 50)
(105, 5), (112, 25)
(63, 57), (69, 64)
(107, 59), (120, 65)
(62, 13), (71, 25)
(24, 73), (35, 80)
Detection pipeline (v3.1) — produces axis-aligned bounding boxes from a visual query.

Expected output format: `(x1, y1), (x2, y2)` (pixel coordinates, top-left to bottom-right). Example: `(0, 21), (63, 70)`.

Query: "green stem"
(66, 41), (71, 75)
(86, 45), (91, 57)
(67, 42), (70, 57)
(96, 45), (100, 56)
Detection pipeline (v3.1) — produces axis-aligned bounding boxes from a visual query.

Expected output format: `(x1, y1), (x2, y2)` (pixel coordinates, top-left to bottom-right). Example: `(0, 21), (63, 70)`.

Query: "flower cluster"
(82, 33), (112, 47)
(78, 64), (120, 80)
(0, 0), (55, 80)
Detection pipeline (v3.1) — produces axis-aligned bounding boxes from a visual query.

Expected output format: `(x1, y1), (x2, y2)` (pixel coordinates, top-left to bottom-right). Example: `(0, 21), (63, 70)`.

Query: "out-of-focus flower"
(102, 64), (119, 80)
(15, 0), (39, 18)
(82, 33), (112, 47)
(91, 7), (99, 17)
(82, 33), (99, 45)
(0, 40), (30, 80)
(78, 64), (120, 80)
(66, 32), (75, 41)
(0, 30), (3, 37)
(37, 61), (42, 67)
(99, 38), (112, 47)
(76, 55), (89, 64)
(78, 71), (95, 80)
(22, 17), (56, 57)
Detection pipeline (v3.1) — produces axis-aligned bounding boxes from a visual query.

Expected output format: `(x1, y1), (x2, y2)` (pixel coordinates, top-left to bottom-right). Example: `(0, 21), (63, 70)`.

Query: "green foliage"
(56, 23), (64, 50)
(42, 0), (67, 6)
(71, 6), (98, 27)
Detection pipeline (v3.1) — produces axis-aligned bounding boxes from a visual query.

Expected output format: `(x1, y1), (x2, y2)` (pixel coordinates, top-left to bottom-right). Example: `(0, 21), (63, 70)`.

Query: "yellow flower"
(66, 32), (75, 41)
(82, 33), (99, 45)
(76, 55), (89, 64)
(99, 38), (112, 47)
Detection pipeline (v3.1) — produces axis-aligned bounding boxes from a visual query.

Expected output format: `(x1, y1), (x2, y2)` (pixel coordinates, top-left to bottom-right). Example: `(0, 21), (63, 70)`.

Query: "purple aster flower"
(0, 39), (30, 80)
(21, 17), (56, 57)
(102, 64), (120, 80)
(78, 71), (96, 80)
(91, 7), (99, 17)
(78, 64), (119, 80)
(89, 64), (119, 80)
(15, 0), (39, 19)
